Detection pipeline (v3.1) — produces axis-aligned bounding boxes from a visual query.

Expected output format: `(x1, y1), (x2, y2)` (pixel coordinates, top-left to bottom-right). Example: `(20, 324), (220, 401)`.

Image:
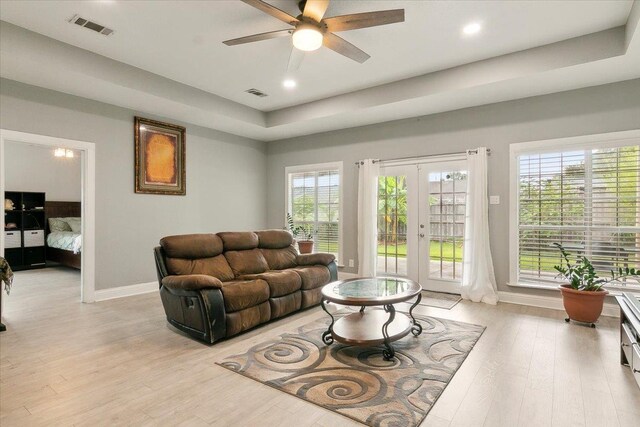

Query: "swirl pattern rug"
(217, 312), (485, 427)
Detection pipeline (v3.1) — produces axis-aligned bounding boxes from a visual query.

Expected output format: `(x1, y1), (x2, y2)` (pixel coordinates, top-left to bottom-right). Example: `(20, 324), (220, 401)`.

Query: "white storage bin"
(4, 231), (21, 248)
(24, 230), (45, 247)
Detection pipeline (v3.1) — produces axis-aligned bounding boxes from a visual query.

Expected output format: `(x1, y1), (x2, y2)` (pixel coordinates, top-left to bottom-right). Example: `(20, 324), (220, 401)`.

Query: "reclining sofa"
(154, 230), (337, 343)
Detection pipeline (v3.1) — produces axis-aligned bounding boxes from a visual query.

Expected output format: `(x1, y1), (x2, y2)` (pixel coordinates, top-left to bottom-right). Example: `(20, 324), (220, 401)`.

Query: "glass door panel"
(419, 161), (467, 293)
(377, 175), (408, 276)
(377, 166), (418, 279)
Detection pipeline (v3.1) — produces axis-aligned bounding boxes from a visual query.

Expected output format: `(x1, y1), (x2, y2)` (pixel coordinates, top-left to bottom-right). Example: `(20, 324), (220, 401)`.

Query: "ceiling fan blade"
(324, 9), (405, 32)
(287, 47), (305, 72)
(323, 33), (370, 63)
(303, 0), (330, 23)
(241, 0), (299, 25)
(223, 29), (292, 46)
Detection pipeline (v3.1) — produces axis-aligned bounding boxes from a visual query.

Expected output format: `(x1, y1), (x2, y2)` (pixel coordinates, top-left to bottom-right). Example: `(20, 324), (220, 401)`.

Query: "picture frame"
(134, 116), (186, 195)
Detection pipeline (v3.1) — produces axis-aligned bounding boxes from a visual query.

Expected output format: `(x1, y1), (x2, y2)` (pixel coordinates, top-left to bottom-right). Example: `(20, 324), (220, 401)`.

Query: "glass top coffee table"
(320, 276), (423, 360)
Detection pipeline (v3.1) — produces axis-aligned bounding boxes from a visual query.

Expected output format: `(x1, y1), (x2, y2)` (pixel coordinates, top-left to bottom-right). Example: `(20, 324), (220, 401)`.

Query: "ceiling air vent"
(245, 88), (269, 97)
(68, 14), (114, 36)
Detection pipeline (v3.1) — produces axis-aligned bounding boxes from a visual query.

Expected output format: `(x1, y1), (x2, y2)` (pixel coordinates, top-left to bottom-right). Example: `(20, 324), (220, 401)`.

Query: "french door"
(377, 160), (468, 294)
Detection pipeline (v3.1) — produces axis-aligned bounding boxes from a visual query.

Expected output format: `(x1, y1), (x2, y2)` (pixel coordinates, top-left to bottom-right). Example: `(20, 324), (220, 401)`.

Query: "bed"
(45, 201), (81, 269)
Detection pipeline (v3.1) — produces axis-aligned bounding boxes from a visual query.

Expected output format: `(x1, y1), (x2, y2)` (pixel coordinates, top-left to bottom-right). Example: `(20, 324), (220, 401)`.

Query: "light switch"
(490, 195), (500, 205)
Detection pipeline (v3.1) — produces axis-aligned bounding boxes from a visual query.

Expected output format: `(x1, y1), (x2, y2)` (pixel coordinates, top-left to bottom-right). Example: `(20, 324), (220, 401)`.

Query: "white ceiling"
(0, 1), (639, 141)
(0, 0), (633, 110)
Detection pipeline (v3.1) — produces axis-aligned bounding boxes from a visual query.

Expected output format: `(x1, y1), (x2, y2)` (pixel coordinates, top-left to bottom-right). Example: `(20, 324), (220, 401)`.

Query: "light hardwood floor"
(1, 268), (639, 426)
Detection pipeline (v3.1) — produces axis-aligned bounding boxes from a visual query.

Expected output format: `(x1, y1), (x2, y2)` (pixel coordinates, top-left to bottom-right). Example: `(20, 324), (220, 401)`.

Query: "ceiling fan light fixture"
(292, 24), (323, 51)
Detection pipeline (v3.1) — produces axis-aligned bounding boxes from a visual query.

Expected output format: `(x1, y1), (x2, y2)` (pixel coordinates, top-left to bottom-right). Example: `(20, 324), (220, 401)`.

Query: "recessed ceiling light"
(283, 79), (297, 89)
(462, 22), (482, 36)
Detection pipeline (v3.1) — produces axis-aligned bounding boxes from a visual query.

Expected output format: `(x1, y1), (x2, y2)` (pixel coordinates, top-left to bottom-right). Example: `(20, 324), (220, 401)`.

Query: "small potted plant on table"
(287, 213), (314, 254)
(553, 243), (639, 327)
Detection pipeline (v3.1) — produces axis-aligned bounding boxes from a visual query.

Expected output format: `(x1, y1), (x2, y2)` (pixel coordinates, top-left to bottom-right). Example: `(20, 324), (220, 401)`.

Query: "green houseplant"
(553, 243), (639, 326)
(286, 213), (314, 254)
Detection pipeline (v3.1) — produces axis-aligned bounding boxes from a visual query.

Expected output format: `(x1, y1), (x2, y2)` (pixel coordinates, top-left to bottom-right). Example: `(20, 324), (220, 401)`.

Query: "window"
(286, 162), (342, 261)
(511, 136), (640, 289)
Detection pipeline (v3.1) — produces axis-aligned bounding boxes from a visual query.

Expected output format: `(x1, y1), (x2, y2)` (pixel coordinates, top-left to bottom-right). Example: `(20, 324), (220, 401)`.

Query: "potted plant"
(553, 243), (639, 327)
(286, 213), (314, 254)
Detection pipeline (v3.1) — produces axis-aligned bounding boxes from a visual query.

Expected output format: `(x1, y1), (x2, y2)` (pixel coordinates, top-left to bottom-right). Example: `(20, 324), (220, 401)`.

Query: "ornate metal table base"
(381, 304), (397, 360)
(320, 299), (334, 345)
(409, 292), (423, 336)
(321, 294), (423, 361)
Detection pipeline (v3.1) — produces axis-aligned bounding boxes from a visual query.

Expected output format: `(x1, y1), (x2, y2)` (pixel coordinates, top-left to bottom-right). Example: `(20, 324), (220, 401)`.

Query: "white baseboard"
(498, 291), (619, 318)
(94, 281), (158, 302)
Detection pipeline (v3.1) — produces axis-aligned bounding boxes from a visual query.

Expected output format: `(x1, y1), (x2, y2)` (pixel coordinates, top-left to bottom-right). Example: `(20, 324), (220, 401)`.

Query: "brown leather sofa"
(154, 230), (338, 343)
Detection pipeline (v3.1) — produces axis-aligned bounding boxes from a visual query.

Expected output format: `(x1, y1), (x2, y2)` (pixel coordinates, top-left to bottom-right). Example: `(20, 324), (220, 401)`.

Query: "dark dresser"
(616, 292), (640, 388)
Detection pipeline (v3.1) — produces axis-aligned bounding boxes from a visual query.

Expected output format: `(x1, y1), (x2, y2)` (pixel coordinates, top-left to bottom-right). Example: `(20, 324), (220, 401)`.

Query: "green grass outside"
(377, 241), (463, 262)
(321, 241), (562, 273)
(377, 242), (561, 272)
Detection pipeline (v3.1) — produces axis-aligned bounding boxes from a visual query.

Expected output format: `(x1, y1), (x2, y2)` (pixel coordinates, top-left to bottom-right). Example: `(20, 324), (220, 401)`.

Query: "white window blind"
(517, 145), (640, 286)
(288, 169), (340, 260)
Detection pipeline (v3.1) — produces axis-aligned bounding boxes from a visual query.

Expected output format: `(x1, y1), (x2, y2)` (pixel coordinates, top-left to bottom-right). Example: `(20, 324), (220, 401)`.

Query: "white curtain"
(357, 159), (380, 276)
(461, 147), (499, 304)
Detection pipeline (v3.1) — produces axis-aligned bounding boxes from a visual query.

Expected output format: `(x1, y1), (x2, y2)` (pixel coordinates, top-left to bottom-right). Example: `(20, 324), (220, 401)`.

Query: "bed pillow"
(64, 217), (82, 233)
(49, 217), (72, 232)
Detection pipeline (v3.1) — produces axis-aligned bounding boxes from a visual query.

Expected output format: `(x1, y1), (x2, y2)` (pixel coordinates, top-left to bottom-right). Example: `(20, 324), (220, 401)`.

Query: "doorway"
(0, 129), (96, 303)
(376, 158), (468, 294)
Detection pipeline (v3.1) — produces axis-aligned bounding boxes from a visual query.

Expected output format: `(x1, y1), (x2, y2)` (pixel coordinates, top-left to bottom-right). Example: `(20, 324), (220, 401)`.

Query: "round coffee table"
(320, 276), (423, 360)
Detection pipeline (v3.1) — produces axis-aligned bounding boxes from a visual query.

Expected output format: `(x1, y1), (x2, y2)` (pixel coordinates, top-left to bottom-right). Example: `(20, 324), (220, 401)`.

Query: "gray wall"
(266, 79), (640, 295)
(1, 78), (267, 290)
(5, 142), (81, 201)
(2, 77), (638, 295)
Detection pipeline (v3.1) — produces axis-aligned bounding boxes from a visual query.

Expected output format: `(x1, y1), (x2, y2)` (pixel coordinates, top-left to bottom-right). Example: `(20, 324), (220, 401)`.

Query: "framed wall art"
(134, 116), (186, 195)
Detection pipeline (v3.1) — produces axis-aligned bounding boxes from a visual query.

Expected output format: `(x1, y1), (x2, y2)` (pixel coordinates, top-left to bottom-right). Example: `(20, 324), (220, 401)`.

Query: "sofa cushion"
(241, 270), (302, 298)
(270, 292), (302, 319)
(225, 249), (269, 276)
(161, 234), (223, 259)
(165, 255), (235, 281)
(218, 232), (259, 251)
(220, 279), (270, 312)
(301, 288), (323, 308)
(225, 301), (271, 337)
(296, 253), (335, 266)
(162, 274), (223, 291)
(261, 245), (298, 270)
(256, 230), (293, 249)
(291, 266), (331, 290)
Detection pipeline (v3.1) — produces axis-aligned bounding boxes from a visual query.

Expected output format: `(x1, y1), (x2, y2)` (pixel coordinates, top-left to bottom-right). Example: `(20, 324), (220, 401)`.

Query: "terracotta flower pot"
(297, 240), (314, 254)
(559, 284), (608, 324)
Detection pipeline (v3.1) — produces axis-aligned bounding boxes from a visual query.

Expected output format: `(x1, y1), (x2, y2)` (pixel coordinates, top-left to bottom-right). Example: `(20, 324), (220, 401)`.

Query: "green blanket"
(0, 256), (13, 294)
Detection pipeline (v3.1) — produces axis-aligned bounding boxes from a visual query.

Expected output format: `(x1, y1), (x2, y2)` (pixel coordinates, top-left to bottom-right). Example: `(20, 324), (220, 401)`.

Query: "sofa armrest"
(161, 274), (223, 291)
(296, 253), (336, 266)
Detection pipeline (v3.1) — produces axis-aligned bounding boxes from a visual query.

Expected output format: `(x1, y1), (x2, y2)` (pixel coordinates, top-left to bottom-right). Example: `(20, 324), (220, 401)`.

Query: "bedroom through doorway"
(3, 143), (82, 317)
(0, 129), (96, 328)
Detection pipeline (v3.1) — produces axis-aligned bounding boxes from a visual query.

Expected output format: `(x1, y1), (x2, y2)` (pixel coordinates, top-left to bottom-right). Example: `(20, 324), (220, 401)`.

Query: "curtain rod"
(354, 148), (491, 165)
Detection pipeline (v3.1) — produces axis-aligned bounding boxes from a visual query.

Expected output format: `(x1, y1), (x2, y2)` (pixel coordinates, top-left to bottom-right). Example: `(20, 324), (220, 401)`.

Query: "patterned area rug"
(418, 291), (462, 310)
(217, 311), (485, 427)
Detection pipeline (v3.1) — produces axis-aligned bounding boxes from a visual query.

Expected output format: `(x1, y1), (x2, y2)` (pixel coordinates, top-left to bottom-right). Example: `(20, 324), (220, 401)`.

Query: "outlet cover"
(490, 195), (500, 205)
(348, 259), (355, 267)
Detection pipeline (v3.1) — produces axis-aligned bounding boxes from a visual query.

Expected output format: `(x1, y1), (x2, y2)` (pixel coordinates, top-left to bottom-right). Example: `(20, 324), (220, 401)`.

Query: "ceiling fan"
(223, 0), (405, 71)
